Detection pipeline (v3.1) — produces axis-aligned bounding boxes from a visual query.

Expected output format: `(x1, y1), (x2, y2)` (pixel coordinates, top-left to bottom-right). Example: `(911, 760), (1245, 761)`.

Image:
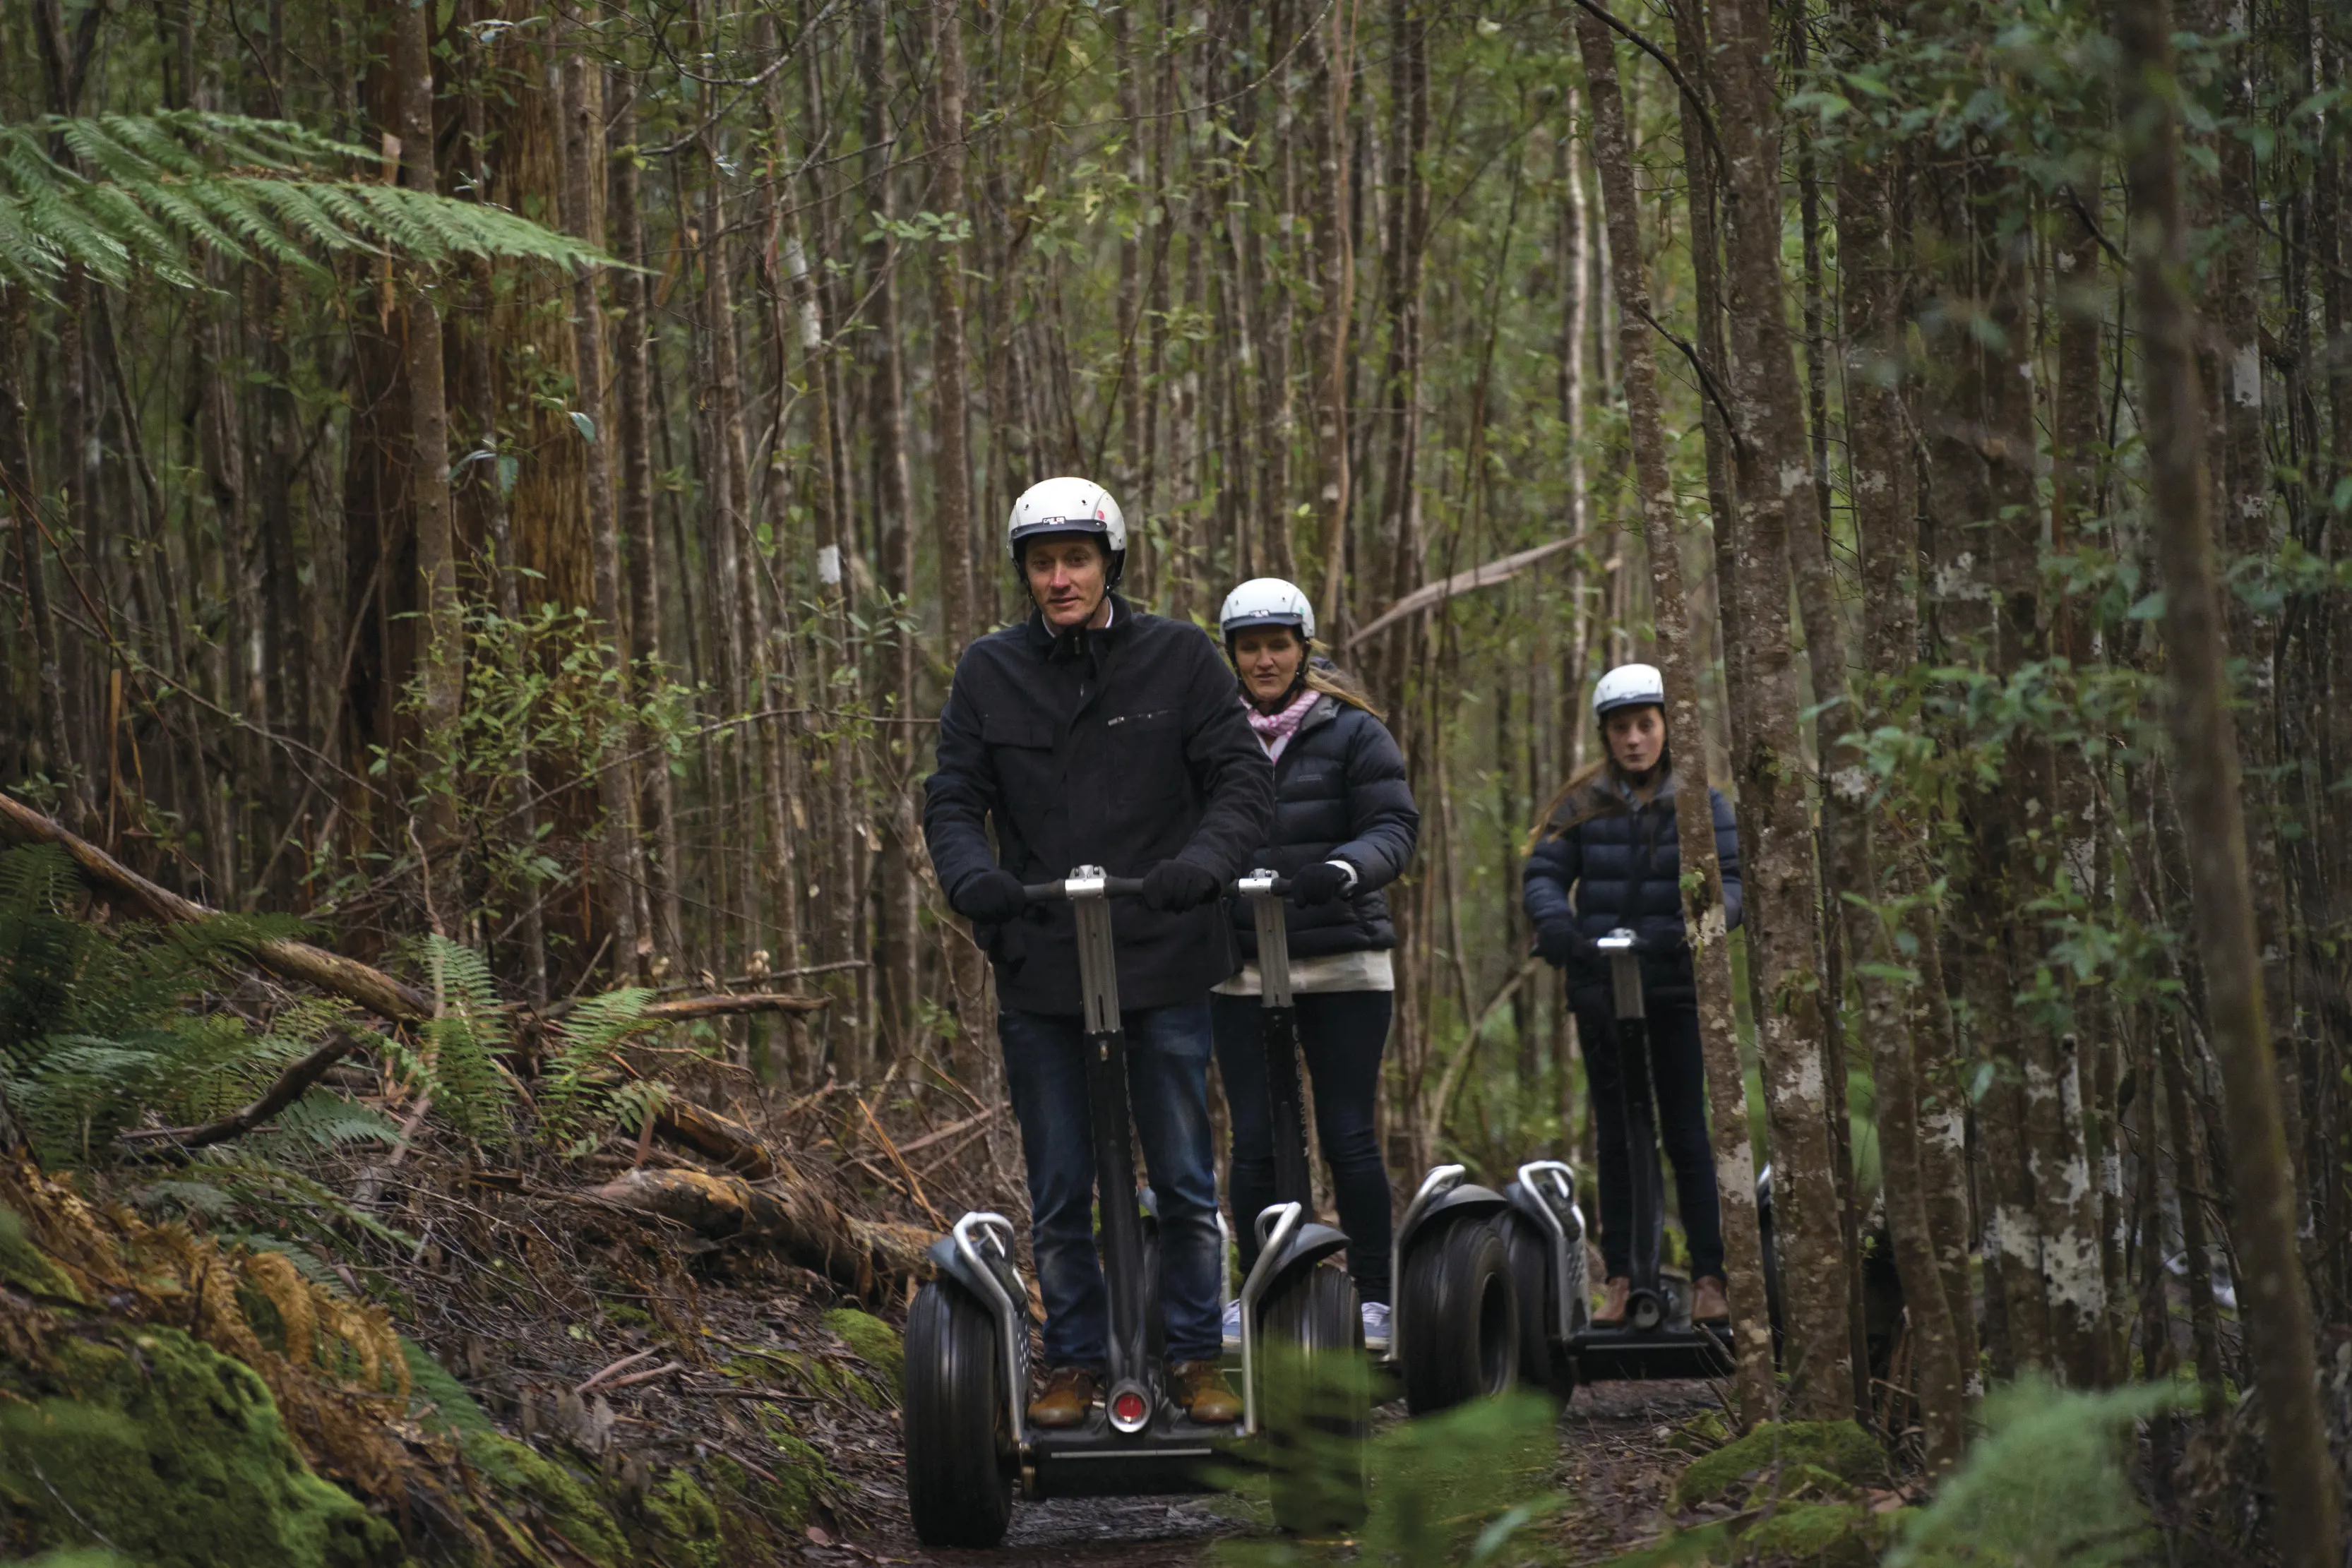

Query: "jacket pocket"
(1102, 707), (1186, 798)
(984, 712), (1058, 818)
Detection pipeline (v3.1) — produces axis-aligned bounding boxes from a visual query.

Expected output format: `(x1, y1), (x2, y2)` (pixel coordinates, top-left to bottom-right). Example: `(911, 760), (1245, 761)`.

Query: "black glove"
(1535, 922), (1591, 968)
(952, 868), (1029, 924)
(1291, 860), (1356, 907)
(1142, 858), (1224, 914)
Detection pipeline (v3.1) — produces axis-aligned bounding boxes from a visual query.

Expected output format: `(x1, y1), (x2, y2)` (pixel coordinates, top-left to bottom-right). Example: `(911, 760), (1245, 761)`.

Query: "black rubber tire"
(1397, 1216), (1520, 1416)
(903, 1280), (1015, 1548)
(1501, 1218), (1575, 1403)
(1260, 1263), (1368, 1534)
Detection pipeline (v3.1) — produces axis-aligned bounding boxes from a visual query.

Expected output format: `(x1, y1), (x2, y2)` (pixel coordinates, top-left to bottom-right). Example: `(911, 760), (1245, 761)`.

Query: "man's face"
(1604, 705), (1666, 775)
(1024, 534), (1110, 630)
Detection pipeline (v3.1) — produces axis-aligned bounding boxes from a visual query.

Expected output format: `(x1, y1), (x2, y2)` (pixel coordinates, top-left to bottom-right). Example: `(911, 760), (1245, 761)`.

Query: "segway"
(1495, 928), (1732, 1395)
(903, 868), (1366, 1548)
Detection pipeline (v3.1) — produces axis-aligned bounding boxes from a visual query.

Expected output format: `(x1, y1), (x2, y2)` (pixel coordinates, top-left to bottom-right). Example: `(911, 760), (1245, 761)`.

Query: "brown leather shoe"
(1171, 1360), (1241, 1425)
(1027, 1365), (1099, 1428)
(1693, 1275), (1731, 1324)
(1592, 1276), (1632, 1326)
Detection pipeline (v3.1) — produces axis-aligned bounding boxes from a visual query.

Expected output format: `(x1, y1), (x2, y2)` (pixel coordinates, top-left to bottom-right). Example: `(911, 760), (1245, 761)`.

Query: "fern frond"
(0, 111), (614, 301)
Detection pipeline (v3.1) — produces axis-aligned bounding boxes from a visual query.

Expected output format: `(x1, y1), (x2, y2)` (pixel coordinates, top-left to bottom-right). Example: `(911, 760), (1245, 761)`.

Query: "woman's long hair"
(1524, 734), (1673, 853)
(1303, 642), (1383, 719)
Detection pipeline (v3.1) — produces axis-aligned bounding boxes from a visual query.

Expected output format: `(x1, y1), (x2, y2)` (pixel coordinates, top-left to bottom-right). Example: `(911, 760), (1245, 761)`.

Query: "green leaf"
(569, 411), (597, 444)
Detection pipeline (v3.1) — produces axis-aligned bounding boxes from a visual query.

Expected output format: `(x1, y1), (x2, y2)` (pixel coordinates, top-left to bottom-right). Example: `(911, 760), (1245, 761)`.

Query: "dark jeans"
(998, 1000), (1224, 1367)
(1572, 992), (1724, 1282)
(1211, 989), (1395, 1305)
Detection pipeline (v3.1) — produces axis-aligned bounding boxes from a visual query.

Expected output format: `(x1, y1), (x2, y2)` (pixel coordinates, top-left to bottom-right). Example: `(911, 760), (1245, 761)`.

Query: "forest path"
(813, 1377), (1717, 1566)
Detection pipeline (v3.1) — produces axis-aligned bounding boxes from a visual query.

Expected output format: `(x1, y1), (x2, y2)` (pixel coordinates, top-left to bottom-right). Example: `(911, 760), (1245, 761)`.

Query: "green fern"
(537, 986), (655, 1154)
(0, 110), (609, 299)
(0, 844), (394, 1165)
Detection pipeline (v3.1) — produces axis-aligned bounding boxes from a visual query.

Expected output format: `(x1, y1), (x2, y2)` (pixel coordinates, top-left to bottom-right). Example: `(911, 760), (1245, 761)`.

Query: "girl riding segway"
(1210, 579), (1419, 1351)
(1522, 663), (1742, 1329)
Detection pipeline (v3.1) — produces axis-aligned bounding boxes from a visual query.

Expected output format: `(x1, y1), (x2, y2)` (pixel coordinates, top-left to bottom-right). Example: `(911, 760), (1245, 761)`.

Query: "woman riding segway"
(1522, 663), (1742, 1329)
(1210, 579), (1419, 1351)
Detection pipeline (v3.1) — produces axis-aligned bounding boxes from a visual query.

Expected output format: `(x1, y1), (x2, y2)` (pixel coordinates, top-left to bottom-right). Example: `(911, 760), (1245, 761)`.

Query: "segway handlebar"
(1020, 873), (1148, 902)
(1231, 872), (1293, 897)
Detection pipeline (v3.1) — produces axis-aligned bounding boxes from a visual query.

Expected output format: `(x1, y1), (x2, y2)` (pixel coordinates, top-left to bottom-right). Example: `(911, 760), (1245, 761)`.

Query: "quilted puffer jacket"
(1521, 765), (1742, 1003)
(1226, 693), (1419, 960)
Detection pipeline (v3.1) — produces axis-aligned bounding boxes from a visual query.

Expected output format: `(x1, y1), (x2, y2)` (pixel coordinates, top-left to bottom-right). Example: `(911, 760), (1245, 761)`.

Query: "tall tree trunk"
(2119, 8), (2339, 1562)
(861, 0), (921, 1068)
(1832, 97), (1971, 1464)
(609, 78), (686, 971)
(1574, 7), (1771, 1430)
(929, 0), (978, 657)
(395, 0), (462, 865)
(559, 28), (642, 985)
(1704, 0), (1856, 1419)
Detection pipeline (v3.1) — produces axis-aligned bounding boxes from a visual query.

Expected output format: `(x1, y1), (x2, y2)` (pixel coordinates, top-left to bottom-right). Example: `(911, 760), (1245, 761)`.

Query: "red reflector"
(1111, 1392), (1147, 1425)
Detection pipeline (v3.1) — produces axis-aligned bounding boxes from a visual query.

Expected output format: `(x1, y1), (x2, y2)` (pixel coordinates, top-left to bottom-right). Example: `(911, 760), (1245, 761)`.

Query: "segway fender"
(1395, 1182), (1509, 1260)
(1257, 1220), (1350, 1298)
(1505, 1161), (1589, 1344)
(925, 1216), (1032, 1447)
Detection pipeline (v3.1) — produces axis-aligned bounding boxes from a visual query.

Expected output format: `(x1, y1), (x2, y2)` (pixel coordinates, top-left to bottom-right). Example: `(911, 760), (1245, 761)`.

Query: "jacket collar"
(1604, 763), (1679, 808)
(1022, 593), (1133, 659)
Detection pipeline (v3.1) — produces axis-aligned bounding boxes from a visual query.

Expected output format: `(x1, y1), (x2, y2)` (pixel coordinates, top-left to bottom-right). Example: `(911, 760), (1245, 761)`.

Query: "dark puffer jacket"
(1228, 694), (1419, 961)
(1521, 766), (1742, 1003)
(923, 595), (1275, 1015)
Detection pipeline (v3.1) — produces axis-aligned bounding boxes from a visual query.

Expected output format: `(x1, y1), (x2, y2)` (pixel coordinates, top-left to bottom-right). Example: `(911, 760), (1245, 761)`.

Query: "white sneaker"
(1361, 1300), (1391, 1351)
(1220, 1298), (1242, 1349)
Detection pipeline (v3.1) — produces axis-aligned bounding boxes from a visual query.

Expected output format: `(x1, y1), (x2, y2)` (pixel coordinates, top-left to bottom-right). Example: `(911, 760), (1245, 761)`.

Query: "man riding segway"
(923, 476), (1275, 1431)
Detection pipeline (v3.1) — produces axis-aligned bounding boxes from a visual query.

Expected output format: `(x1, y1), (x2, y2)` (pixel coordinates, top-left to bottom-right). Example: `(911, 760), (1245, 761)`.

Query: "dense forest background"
(4, 0), (2351, 1560)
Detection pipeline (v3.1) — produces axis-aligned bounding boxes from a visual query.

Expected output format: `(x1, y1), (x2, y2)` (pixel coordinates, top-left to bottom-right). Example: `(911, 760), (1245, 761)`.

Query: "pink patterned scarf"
(1246, 687), (1320, 762)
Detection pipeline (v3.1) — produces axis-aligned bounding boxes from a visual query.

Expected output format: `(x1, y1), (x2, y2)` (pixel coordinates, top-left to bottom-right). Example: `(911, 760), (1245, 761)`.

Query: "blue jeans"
(998, 1000), (1224, 1367)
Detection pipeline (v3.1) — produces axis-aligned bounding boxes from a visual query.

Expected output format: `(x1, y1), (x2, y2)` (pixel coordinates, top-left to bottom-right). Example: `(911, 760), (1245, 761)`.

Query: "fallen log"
(651, 1099), (777, 1180)
(585, 1166), (934, 1291)
(0, 791), (434, 1022)
(634, 993), (829, 1022)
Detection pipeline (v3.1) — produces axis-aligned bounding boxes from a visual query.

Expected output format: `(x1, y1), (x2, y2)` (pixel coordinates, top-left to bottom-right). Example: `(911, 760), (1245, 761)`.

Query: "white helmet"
(1592, 662), (1666, 720)
(1008, 477), (1127, 585)
(1219, 577), (1317, 644)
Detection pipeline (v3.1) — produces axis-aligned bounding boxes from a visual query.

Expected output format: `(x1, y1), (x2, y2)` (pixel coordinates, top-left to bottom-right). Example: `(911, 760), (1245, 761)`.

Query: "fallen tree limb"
(634, 993), (829, 1022)
(650, 1099), (777, 1180)
(1344, 532), (1592, 649)
(585, 1166), (934, 1291)
(117, 1030), (369, 1149)
(0, 791), (434, 1022)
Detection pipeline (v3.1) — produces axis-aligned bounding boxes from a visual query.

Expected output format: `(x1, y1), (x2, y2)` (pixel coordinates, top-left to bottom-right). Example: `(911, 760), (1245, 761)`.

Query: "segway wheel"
(904, 1280), (1015, 1548)
(1502, 1217), (1576, 1402)
(1397, 1217), (1520, 1416)
(1260, 1264), (1368, 1534)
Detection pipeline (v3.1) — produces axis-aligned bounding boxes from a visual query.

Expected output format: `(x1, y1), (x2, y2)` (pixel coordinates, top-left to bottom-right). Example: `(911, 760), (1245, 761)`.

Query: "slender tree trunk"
(1832, 104), (1971, 1465)
(929, 0), (978, 657)
(861, 0), (921, 1067)
(2119, 8), (2339, 1562)
(395, 0), (462, 862)
(560, 28), (642, 985)
(609, 80), (686, 971)
(1574, 6), (1770, 1432)
(1704, 0), (1856, 1419)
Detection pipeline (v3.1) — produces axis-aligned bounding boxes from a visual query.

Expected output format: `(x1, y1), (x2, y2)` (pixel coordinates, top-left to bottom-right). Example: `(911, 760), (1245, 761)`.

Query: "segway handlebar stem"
(1599, 926), (1645, 1022)
(1236, 869), (1296, 1010)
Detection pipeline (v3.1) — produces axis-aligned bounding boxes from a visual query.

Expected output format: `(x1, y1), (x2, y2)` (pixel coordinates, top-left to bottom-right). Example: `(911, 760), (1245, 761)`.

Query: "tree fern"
(0, 110), (609, 299)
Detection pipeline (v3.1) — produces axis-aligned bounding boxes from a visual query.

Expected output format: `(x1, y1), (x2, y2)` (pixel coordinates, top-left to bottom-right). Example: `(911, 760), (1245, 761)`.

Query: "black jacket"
(923, 597), (1276, 1014)
(1521, 766), (1742, 1003)
(1227, 694), (1419, 961)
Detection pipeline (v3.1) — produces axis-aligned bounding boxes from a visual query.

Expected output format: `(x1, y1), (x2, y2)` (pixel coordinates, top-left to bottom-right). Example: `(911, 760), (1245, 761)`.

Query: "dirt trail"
(814, 1377), (1719, 1565)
